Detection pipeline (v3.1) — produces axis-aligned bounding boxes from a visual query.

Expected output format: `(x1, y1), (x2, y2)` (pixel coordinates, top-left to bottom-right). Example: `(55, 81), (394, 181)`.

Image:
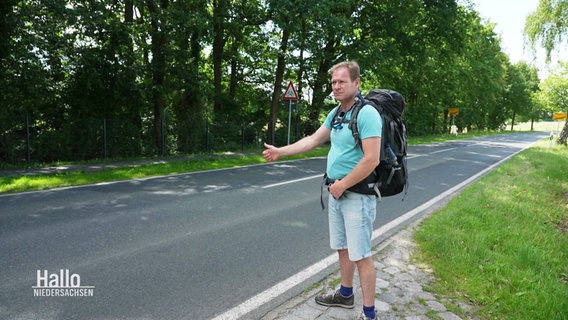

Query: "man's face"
(331, 67), (359, 103)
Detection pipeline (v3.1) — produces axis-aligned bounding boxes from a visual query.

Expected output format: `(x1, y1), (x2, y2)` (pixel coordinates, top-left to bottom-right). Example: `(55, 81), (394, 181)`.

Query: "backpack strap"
(320, 173), (328, 210)
(348, 92), (367, 148)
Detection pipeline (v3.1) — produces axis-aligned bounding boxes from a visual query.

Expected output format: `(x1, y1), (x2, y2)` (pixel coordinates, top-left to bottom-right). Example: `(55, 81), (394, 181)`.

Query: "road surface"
(0, 132), (545, 320)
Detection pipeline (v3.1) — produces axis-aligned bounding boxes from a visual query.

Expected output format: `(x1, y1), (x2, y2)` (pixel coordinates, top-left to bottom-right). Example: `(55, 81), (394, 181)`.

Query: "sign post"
(283, 81), (299, 144)
(552, 111), (567, 136)
(448, 108), (459, 135)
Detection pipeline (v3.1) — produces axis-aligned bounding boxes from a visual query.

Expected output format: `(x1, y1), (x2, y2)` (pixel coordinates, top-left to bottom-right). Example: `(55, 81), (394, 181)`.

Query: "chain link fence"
(1, 115), (303, 166)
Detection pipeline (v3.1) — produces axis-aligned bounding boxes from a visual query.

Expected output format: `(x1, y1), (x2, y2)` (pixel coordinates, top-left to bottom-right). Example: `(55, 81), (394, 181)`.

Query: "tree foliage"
(0, 0), (546, 163)
(505, 62), (540, 130)
(535, 62), (568, 144)
(525, 0), (568, 144)
(525, 0), (568, 62)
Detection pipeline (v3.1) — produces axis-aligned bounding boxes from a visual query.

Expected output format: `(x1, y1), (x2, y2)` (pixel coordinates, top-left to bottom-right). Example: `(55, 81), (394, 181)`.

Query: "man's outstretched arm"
(263, 125), (330, 162)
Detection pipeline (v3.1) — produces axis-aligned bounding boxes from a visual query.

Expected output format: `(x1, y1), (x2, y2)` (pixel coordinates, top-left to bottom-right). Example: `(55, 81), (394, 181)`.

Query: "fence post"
(205, 121), (210, 152)
(26, 114), (31, 164)
(103, 118), (108, 159)
(161, 117), (165, 155)
(241, 123), (245, 152)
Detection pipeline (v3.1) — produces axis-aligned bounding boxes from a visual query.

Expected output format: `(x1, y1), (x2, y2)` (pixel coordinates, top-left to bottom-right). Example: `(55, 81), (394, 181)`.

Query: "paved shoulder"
(261, 219), (480, 320)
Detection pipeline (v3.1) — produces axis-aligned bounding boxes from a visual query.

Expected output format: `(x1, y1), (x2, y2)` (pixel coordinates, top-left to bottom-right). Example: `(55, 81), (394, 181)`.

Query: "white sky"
(473, 0), (539, 64)
(472, 0), (568, 79)
(471, 0), (568, 81)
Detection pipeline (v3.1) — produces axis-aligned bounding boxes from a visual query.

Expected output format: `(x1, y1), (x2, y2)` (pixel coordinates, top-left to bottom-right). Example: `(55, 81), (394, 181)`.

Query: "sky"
(472, 0), (540, 64)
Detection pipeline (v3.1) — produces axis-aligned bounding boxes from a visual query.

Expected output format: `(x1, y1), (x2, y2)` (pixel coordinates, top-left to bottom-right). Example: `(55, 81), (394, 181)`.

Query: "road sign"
(448, 108), (459, 116)
(553, 112), (566, 121)
(283, 81), (299, 100)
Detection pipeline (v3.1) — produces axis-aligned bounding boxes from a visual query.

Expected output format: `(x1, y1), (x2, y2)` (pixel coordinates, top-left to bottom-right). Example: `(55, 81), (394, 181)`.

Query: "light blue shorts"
(328, 191), (377, 262)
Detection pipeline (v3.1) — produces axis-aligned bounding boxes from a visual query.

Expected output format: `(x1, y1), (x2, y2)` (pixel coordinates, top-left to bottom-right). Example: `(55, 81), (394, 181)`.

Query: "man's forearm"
(338, 155), (378, 189)
(278, 136), (318, 157)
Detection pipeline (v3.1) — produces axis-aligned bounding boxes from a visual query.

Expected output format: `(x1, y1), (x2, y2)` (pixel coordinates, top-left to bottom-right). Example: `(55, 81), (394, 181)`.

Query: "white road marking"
(211, 139), (538, 320)
(262, 174), (322, 188)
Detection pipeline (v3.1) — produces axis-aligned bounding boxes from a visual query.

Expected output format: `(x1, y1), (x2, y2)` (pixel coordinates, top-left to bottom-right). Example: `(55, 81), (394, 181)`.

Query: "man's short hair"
(331, 61), (360, 81)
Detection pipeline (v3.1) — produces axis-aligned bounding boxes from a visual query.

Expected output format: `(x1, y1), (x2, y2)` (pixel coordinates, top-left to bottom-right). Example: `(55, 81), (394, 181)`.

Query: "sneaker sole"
(314, 300), (355, 309)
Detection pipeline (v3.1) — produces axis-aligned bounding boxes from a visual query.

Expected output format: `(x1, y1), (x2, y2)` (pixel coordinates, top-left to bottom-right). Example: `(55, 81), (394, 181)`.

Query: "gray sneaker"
(314, 288), (354, 309)
(356, 310), (378, 320)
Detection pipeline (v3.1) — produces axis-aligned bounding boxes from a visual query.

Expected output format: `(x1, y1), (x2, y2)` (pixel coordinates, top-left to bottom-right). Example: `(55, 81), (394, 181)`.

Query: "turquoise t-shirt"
(323, 104), (382, 180)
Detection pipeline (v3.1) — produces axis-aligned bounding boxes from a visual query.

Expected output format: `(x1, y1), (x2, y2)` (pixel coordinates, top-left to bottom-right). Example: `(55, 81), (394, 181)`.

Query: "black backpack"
(329, 89), (408, 199)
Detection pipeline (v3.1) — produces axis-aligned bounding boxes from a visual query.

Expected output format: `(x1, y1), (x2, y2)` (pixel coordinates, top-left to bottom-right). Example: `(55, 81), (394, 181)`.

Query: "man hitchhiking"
(263, 61), (381, 320)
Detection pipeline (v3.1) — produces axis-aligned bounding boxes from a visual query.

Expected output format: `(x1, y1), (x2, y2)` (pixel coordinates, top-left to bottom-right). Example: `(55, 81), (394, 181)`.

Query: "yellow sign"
(553, 112), (567, 121)
(448, 108), (459, 116)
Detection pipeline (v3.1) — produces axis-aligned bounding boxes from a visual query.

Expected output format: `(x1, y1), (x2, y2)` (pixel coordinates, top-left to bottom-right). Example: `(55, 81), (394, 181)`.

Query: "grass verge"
(0, 131), (517, 194)
(0, 148), (329, 194)
(414, 140), (568, 320)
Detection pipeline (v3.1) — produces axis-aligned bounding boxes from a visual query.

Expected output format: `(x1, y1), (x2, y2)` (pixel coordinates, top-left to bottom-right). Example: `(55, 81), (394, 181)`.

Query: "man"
(263, 61), (381, 320)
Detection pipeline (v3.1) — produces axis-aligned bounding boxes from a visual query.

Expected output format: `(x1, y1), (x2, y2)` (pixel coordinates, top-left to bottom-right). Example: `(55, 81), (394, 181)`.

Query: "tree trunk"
(310, 62), (331, 133)
(510, 112), (516, 131)
(558, 121), (568, 145)
(296, 19), (307, 98)
(310, 38), (338, 134)
(174, 29), (204, 153)
(431, 110), (438, 133)
(443, 109), (449, 133)
(212, 0), (226, 114)
(125, 0), (133, 23)
(229, 45), (238, 98)
(268, 27), (290, 145)
(147, 0), (168, 154)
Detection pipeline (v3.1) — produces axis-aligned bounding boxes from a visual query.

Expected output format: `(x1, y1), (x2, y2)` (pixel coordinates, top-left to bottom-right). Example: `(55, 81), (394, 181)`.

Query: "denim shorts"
(328, 190), (377, 262)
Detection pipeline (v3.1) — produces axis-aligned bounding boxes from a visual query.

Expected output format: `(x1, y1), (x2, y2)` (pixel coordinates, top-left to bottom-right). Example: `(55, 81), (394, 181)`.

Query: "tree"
(146, 0), (169, 155)
(265, 0), (303, 144)
(438, 8), (508, 133)
(305, 0), (363, 134)
(525, 0), (568, 62)
(525, 0), (568, 144)
(168, 0), (209, 153)
(504, 62), (540, 131)
(2, 0), (551, 163)
(536, 62), (568, 144)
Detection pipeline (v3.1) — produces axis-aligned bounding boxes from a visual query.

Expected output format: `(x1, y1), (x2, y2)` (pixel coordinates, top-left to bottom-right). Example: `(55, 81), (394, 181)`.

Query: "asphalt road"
(0, 132), (546, 320)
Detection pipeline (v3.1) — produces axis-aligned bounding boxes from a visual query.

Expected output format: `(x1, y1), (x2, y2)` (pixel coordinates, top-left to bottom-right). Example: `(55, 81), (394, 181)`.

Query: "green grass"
(0, 129), (523, 194)
(408, 131), (500, 145)
(0, 129), (555, 194)
(1, 128), (492, 194)
(3, 132), (566, 318)
(414, 140), (568, 320)
(0, 148), (329, 194)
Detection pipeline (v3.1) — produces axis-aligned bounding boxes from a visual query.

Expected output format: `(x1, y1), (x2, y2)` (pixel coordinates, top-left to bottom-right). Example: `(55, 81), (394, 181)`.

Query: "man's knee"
(354, 256), (374, 268)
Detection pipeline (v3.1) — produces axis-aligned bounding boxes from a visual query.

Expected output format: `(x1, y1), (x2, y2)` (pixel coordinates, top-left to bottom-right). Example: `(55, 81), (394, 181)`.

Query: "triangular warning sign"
(283, 81), (299, 100)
